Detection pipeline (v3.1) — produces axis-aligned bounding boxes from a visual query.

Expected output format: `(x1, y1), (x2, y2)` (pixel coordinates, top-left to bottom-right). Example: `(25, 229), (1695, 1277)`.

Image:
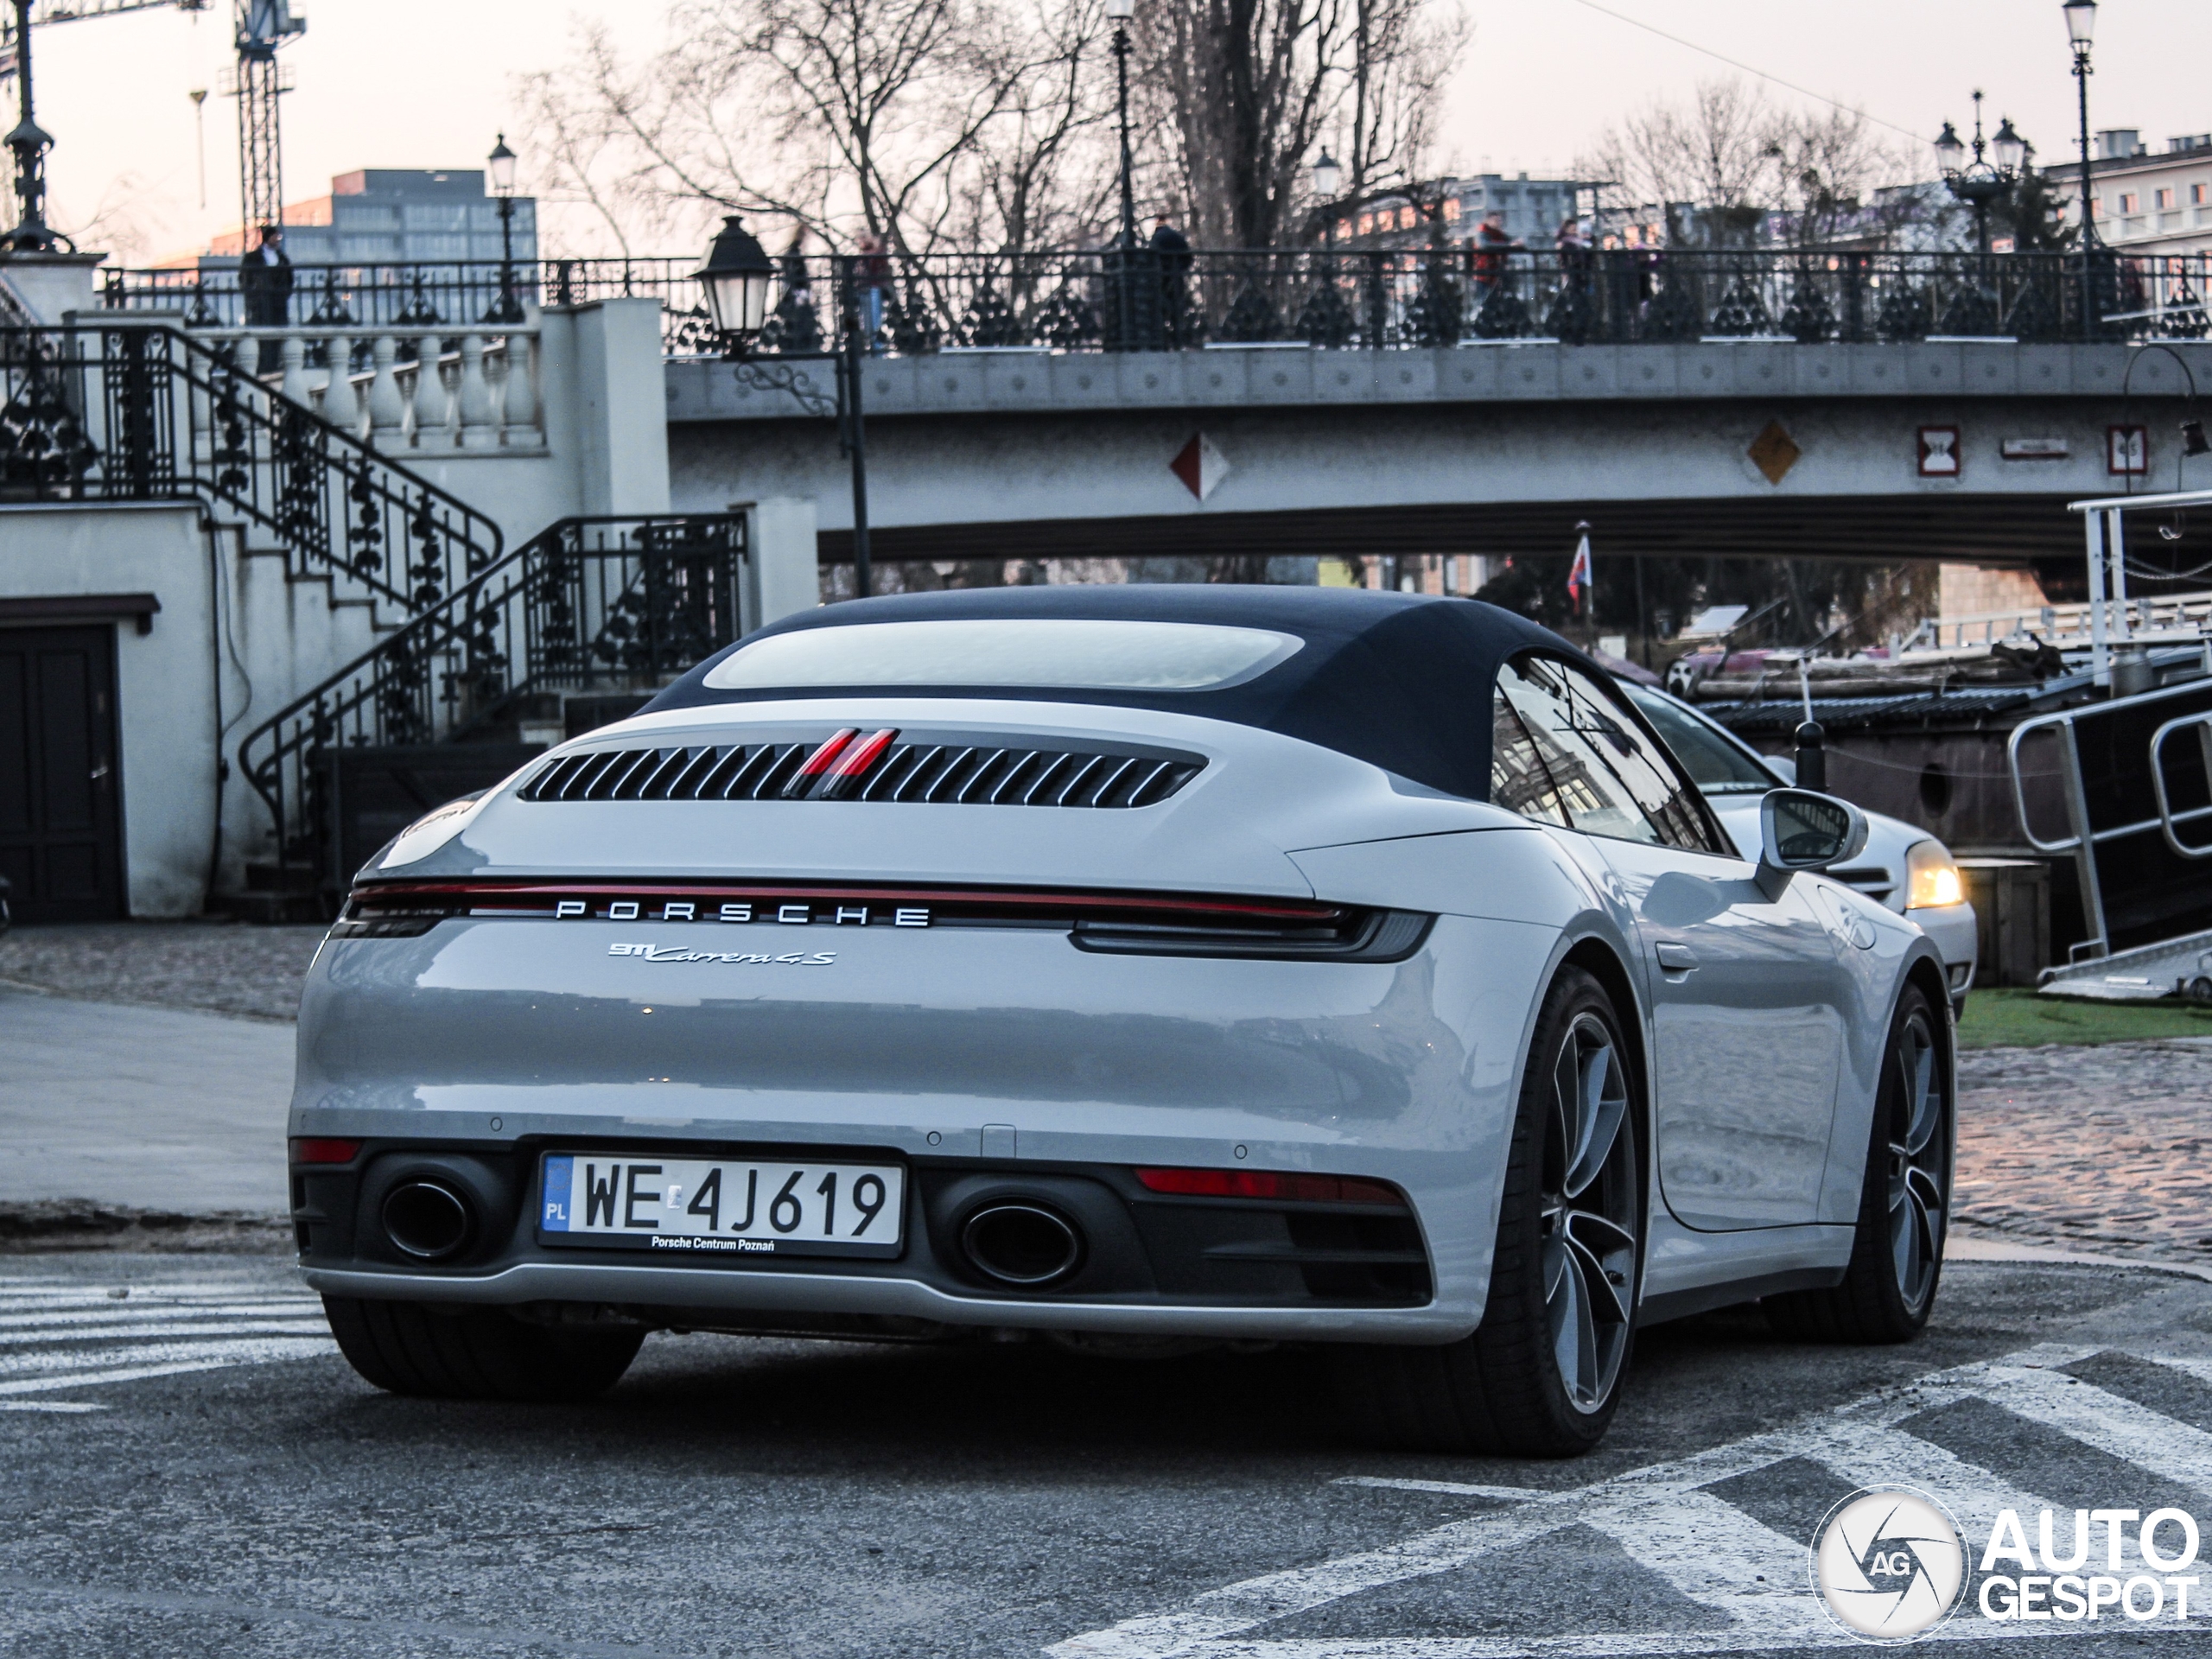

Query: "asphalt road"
(10, 1251), (2212, 1657)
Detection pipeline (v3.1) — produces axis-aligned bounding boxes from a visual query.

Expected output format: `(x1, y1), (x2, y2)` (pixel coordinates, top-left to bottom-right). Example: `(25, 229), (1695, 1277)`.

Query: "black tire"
(1764, 982), (1951, 1344)
(1337, 967), (1643, 1457)
(323, 1297), (644, 1402)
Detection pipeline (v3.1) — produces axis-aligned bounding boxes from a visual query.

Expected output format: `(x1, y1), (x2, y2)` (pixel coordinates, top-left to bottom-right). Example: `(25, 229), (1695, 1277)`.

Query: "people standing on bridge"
(238, 224), (294, 375)
(852, 232), (893, 351)
(1470, 208), (1519, 296)
(1151, 213), (1193, 345)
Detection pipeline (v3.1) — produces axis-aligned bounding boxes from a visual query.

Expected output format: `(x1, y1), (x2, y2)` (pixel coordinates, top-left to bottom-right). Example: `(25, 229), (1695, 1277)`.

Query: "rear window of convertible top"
(700, 619), (1304, 694)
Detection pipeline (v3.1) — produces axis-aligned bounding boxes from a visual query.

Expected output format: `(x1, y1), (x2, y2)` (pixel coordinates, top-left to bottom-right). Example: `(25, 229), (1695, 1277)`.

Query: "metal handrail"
(236, 512), (749, 897)
(2151, 711), (2212, 859)
(0, 321), (503, 618)
(99, 246), (2212, 355)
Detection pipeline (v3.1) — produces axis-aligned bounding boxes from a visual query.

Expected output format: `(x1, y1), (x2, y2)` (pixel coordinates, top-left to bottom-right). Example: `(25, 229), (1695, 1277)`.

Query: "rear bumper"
(291, 912), (1559, 1338)
(296, 1262), (1477, 1344)
(291, 1141), (1452, 1342)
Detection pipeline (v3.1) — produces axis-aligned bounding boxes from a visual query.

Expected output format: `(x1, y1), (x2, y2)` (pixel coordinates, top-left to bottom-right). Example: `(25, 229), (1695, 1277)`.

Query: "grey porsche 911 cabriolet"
(289, 586), (1953, 1456)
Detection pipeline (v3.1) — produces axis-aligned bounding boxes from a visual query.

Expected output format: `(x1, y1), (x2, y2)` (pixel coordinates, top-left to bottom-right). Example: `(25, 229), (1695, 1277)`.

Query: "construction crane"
(1, 0), (302, 254)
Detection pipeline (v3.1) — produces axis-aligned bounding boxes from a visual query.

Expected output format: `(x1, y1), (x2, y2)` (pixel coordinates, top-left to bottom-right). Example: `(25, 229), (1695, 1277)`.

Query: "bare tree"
(1582, 79), (1949, 251)
(1135, 0), (1462, 248)
(1581, 79), (1778, 246)
(518, 0), (1110, 257)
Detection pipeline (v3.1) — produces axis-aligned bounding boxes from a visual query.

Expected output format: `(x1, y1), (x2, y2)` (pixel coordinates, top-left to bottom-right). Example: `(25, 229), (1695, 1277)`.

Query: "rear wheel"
(324, 1297), (644, 1402)
(1338, 967), (1643, 1456)
(1764, 982), (1950, 1343)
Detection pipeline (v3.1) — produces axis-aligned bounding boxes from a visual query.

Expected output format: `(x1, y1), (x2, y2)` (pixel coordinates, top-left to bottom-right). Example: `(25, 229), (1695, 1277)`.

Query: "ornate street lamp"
(3, 0), (68, 254)
(1312, 149), (1341, 248)
(1106, 0), (1137, 251)
(694, 215), (776, 340)
(696, 218), (874, 597)
(2064, 0), (2098, 249)
(483, 133), (524, 325)
(1935, 92), (2024, 254)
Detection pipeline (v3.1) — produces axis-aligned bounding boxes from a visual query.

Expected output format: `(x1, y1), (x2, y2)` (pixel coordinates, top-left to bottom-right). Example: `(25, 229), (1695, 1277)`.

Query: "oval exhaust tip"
(382, 1180), (474, 1260)
(961, 1204), (1082, 1287)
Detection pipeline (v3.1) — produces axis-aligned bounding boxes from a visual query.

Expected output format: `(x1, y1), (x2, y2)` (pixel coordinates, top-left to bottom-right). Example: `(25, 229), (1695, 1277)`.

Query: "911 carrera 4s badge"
(607, 943), (836, 965)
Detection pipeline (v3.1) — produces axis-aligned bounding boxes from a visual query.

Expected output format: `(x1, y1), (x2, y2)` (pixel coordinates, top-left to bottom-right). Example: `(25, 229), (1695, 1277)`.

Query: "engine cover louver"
(518, 730), (1205, 809)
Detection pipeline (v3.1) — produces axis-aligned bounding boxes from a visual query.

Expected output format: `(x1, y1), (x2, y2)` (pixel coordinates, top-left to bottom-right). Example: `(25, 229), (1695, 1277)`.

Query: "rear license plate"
(538, 1154), (905, 1260)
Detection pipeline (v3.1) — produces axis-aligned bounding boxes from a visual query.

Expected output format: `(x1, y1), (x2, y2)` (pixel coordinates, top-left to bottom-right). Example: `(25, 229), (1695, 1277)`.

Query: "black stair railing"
(0, 321), (502, 620)
(238, 513), (750, 898)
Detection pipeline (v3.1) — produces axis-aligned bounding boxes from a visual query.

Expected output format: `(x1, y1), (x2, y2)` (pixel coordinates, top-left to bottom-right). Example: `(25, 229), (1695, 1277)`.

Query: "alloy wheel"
(1886, 1007), (1948, 1314)
(1539, 1012), (1638, 1414)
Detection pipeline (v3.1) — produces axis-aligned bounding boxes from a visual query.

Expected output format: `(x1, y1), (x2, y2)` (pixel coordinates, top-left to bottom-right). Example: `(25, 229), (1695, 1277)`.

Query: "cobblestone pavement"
(1955, 1037), (2212, 1266)
(0, 922), (325, 1023)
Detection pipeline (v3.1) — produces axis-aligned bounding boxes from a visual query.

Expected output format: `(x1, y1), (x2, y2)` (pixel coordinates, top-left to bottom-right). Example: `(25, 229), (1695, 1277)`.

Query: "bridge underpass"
(667, 337), (2208, 594)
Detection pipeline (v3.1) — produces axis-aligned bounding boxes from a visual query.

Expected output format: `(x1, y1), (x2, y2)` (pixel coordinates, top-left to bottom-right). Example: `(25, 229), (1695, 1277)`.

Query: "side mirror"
(1757, 788), (1868, 899)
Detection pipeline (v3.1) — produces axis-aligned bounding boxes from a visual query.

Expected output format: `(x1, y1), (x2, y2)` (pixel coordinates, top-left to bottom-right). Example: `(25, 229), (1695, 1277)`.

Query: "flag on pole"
(1567, 523), (1593, 615)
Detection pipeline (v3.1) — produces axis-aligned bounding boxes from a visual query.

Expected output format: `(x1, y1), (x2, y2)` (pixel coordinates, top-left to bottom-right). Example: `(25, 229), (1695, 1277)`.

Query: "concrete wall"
(669, 395), (2159, 533)
(665, 340), (2211, 542)
(0, 504), (219, 917)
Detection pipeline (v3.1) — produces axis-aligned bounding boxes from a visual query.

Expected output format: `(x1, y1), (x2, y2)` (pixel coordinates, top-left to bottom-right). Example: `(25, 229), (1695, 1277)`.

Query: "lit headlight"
(1906, 841), (1963, 909)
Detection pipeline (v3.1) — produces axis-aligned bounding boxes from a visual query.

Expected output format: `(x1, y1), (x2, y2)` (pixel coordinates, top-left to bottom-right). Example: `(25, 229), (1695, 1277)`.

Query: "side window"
(1491, 694), (1570, 826)
(1491, 655), (1721, 853)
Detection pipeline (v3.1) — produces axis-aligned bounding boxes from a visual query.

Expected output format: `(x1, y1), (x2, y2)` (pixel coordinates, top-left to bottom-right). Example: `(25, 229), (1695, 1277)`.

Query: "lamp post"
(484, 133), (524, 326)
(1312, 149), (1341, 243)
(696, 216), (874, 599)
(3, 0), (68, 254)
(1107, 0), (1137, 249)
(2063, 0), (2098, 249)
(1935, 92), (2024, 254)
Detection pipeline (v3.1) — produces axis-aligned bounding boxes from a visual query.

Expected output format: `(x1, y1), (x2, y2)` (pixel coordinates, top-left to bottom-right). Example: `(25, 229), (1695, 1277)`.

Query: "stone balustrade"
(193, 326), (544, 453)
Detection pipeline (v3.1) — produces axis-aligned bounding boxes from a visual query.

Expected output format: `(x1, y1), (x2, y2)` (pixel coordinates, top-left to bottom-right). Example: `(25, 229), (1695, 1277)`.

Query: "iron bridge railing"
(238, 513), (750, 896)
(98, 247), (2212, 355)
(0, 322), (502, 621)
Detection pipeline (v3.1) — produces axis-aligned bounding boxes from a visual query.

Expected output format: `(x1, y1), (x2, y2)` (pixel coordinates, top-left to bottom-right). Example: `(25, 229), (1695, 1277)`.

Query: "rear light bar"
(334, 880), (1431, 963)
(1135, 1166), (1407, 1207)
(290, 1138), (363, 1166)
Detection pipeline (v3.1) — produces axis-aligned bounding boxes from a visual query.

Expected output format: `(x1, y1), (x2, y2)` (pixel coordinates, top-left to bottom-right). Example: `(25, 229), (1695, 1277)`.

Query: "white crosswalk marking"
(0, 1278), (334, 1404)
(1052, 1341), (2212, 1659)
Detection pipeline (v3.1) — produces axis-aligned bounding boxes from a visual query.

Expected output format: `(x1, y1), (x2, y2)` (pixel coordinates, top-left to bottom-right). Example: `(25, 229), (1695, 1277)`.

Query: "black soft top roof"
(645, 585), (1596, 801)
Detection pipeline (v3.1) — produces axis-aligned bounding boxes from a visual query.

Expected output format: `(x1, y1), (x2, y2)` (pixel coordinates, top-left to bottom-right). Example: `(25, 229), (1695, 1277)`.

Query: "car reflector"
(1134, 1166), (1405, 1206)
(290, 1138), (363, 1165)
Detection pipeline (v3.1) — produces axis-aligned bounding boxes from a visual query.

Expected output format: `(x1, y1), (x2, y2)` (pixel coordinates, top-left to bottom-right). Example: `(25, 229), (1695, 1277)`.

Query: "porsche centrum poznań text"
(290, 588), (1955, 1455)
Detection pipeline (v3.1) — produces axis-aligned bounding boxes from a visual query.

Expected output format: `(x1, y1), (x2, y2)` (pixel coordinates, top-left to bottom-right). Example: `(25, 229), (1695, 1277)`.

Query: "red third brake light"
(823, 728), (899, 797)
(1135, 1166), (1405, 1206)
(783, 728), (860, 798)
(290, 1138), (363, 1165)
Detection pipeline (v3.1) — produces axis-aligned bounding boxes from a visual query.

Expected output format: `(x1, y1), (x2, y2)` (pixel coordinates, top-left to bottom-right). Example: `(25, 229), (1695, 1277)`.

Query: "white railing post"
(367, 334), (406, 444)
(457, 334), (497, 449)
(279, 334), (311, 405)
(410, 334), (449, 447)
(502, 332), (539, 443)
(2086, 508), (2110, 686)
(321, 334), (359, 435)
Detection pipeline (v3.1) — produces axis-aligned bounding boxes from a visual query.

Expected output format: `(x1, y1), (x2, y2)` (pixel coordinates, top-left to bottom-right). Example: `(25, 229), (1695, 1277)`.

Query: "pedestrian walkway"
(1058, 1315), (2212, 1655)
(0, 1274), (332, 1413)
(0, 993), (296, 1215)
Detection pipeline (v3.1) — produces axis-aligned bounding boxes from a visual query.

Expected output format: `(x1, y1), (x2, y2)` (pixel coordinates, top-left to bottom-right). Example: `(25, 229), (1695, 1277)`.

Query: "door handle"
(1656, 943), (1699, 973)
(88, 764), (111, 782)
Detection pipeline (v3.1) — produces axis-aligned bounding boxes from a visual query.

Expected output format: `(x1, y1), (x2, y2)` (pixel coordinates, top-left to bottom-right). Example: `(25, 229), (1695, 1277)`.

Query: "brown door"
(0, 625), (125, 922)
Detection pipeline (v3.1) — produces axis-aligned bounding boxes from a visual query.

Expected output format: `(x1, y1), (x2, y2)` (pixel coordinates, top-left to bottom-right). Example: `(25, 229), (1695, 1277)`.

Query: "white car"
(290, 589), (1954, 1458)
(1622, 683), (1977, 1012)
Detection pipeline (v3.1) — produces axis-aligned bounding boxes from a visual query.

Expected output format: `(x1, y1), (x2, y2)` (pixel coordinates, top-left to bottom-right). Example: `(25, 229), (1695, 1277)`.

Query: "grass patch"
(1956, 987), (2212, 1049)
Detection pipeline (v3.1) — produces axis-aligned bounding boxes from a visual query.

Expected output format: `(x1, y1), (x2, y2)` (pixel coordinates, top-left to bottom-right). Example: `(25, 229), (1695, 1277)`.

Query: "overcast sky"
(27, 0), (2207, 261)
